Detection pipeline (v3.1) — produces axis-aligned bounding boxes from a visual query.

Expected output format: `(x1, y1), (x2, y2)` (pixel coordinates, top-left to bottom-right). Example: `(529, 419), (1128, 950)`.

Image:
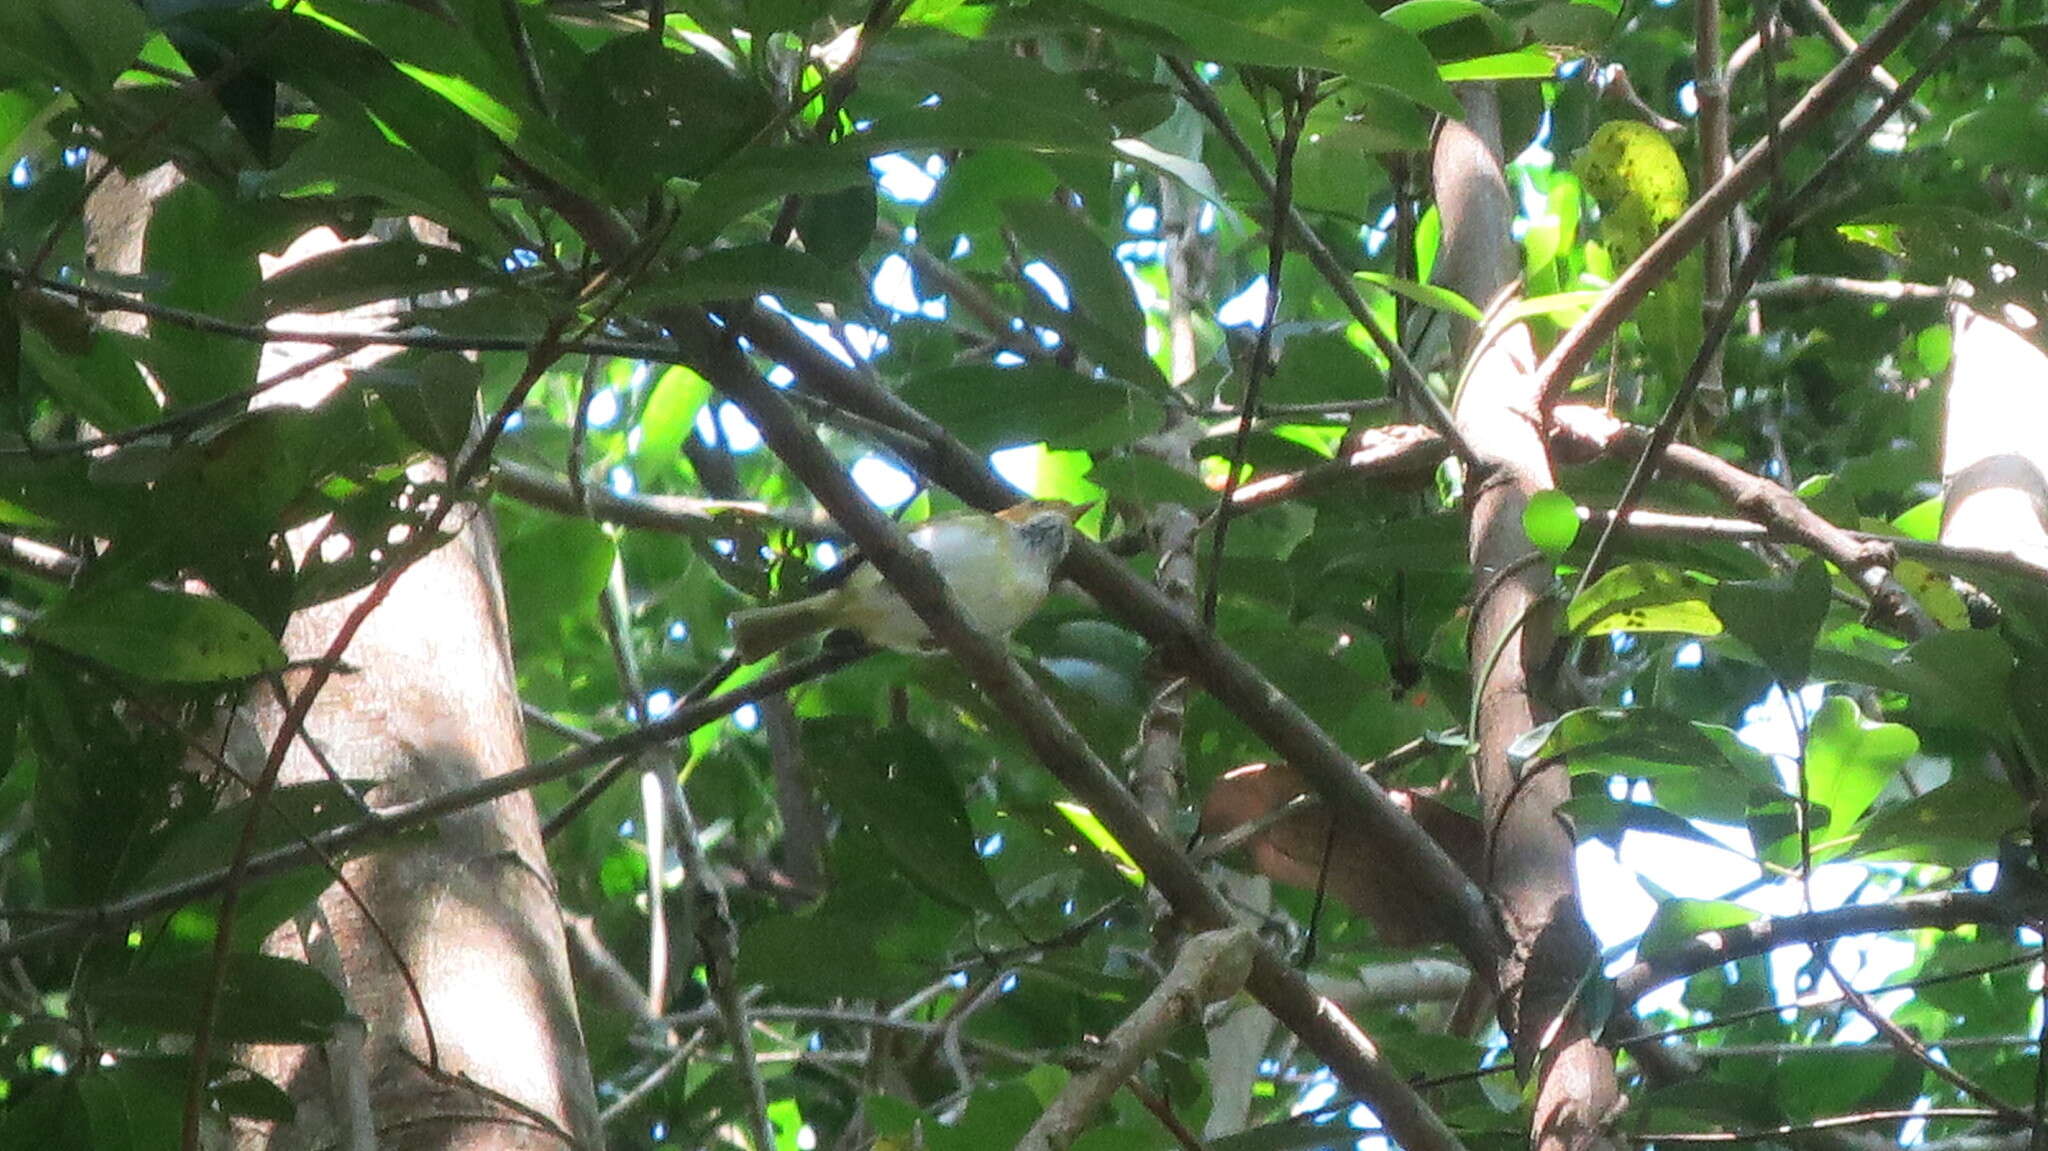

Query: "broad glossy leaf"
(31, 586), (286, 683)
(255, 239), (499, 317)
(1001, 199), (1165, 390)
(1710, 558), (1829, 686)
(1085, 453), (1213, 509)
(627, 244), (862, 311)
(565, 35), (775, 198)
(19, 328), (157, 432)
(360, 351), (480, 457)
(1511, 707), (1775, 784)
(83, 954), (345, 1043)
(1804, 695), (1917, 845)
(1075, 0), (1457, 116)
(898, 363), (1162, 454)
(1639, 898), (1760, 962)
(808, 721), (1009, 917)
(143, 182), (262, 408)
(1567, 563), (1722, 636)
(501, 517), (617, 644)
(1855, 778), (2021, 867)
(0, 0), (148, 92)
(293, 0), (593, 195)
(673, 145), (872, 247)
(1440, 46), (1559, 81)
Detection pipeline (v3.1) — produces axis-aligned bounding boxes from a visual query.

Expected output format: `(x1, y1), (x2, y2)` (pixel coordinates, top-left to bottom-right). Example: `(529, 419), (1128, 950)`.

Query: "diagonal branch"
(699, 321), (1475, 1151)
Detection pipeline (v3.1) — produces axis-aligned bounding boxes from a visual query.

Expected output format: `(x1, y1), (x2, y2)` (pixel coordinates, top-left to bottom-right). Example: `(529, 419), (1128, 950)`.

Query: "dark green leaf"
(254, 239), (498, 317)
(143, 182), (261, 407)
(31, 585), (286, 683)
(1856, 778), (2022, 867)
(807, 721), (1009, 918)
(1709, 557), (1829, 685)
(564, 34), (775, 197)
(797, 182), (881, 267)
(20, 327), (158, 432)
(1072, 0), (1456, 116)
(83, 954), (345, 1043)
(1001, 199), (1164, 390)
(1085, 454), (1214, 509)
(898, 363), (1162, 454)
(0, 0), (148, 91)
(1510, 707), (1775, 785)
(362, 352), (481, 457)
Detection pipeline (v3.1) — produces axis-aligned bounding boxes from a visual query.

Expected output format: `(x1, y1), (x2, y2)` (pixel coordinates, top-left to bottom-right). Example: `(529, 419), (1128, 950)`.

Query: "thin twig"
(1203, 87), (1306, 626)
(1162, 58), (1478, 472)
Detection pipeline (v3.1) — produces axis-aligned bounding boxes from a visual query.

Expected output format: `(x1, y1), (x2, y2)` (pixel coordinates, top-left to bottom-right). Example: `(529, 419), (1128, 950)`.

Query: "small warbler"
(729, 500), (1089, 662)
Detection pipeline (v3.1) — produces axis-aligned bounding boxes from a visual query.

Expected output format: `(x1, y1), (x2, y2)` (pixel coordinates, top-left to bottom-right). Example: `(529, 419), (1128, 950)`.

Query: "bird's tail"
(730, 596), (835, 663)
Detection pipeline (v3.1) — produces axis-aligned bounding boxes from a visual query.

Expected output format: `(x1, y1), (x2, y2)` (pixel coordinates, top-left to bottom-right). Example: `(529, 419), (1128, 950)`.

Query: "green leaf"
(1639, 898), (1760, 962)
(808, 722), (1010, 917)
(31, 586), (287, 683)
(293, 0), (594, 197)
(254, 239), (499, 317)
(1522, 489), (1581, 554)
(1074, 0), (1457, 116)
(83, 955), (345, 1043)
(501, 517), (617, 643)
(1566, 563), (1722, 636)
(898, 364), (1162, 454)
(797, 182), (881, 267)
(19, 328), (158, 433)
(672, 145), (872, 247)
(1001, 199), (1165, 390)
(634, 365), (715, 481)
(1085, 454), (1214, 509)
(360, 351), (480, 457)
(1840, 205), (2048, 327)
(1439, 46), (1558, 82)
(143, 182), (262, 407)
(1710, 558), (1829, 685)
(1511, 707), (1775, 785)
(1856, 778), (2022, 867)
(0, 0), (148, 92)
(139, 780), (367, 889)
(628, 244), (862, 311)
(1353, 272), (1482, 322)
(563, 34), (775, 198)
(1804, 695), (1918, 845)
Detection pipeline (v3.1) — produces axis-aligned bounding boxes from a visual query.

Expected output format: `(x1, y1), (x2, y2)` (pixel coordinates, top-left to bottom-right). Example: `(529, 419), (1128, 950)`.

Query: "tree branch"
(1612, 891), (2032, 1005)
(1018, 927), (1256, 1151)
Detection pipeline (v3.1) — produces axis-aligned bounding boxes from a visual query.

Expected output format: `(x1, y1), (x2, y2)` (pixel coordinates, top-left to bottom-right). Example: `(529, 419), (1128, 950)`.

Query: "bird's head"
(1001, 499), (1091, 563)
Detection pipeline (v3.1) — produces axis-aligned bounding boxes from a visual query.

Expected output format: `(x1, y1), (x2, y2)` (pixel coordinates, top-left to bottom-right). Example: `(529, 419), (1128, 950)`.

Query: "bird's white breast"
(837, 518), (1054, 651)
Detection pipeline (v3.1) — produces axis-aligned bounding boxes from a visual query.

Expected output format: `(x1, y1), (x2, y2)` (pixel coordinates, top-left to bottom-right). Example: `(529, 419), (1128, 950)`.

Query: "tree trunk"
(1436, 86), (1624, 1151)
(86, 167), (602, 1150)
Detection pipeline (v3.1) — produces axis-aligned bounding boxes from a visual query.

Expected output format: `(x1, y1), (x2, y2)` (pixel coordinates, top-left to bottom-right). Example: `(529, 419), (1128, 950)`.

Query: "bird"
(728, 500), (1089, 662)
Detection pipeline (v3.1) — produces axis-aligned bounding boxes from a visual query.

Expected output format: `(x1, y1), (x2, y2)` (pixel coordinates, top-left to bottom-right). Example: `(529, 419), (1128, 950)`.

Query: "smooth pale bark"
(84, 171), (602, 1149)
(1436, 88), (1624, 1151)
